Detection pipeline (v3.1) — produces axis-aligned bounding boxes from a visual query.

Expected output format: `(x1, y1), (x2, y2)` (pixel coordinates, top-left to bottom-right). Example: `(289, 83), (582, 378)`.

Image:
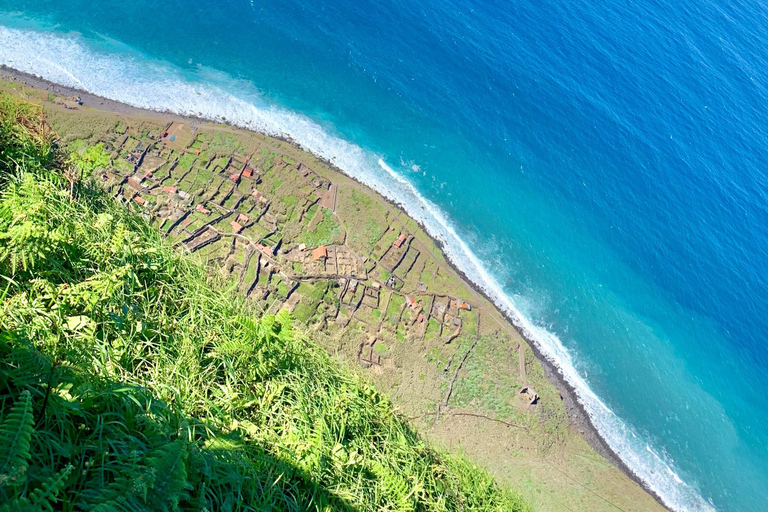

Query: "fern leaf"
(28, 464), (73, 511)
(0, 390), (35, 483)
(144, 438), (190, 512)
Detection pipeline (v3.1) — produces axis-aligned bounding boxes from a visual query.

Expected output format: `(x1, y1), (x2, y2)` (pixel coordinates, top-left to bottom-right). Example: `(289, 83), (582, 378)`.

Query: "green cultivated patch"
(301, 208), (342, 248)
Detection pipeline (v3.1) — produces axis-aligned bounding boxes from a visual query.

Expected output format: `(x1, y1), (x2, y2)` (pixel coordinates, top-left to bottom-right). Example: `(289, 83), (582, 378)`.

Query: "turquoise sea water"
(1, 1), (767, 510)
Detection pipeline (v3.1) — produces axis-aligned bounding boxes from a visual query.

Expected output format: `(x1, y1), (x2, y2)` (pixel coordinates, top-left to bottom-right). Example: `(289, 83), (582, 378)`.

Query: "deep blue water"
(1, 1), (767, 510)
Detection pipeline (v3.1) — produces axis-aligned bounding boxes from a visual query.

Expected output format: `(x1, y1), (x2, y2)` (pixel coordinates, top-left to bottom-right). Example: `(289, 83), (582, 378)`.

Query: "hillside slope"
(0, 95), (530, 510)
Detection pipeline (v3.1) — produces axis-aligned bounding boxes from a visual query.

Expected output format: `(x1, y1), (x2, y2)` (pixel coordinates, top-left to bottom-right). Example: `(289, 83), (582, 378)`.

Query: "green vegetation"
(336, 188), (389, 256)
(301, 209), (342, 248)
(259, 146), (277, 170)
(386, 294), (406, 326)
(177, 152), (197, 171)
(0, 95), (529, 511)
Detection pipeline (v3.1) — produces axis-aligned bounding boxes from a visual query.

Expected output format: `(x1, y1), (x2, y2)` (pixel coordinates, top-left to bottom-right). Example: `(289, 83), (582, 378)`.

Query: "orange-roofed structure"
(133, 196), (146, 205)
(312, 245), (327, 260)
(230, 221), (243, 233)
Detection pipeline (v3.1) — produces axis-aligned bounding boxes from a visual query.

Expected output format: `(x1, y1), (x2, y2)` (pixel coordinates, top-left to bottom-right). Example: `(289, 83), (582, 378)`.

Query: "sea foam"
(0, 25), (715, 512)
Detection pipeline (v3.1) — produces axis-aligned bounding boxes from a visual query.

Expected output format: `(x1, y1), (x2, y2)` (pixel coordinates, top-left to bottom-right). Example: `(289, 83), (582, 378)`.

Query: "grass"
(301, 209), (342, 248)
(177, 152), (197, 171)
(386, 294), (406, 327)
(0, 94), (530, 512)
(293, 302), (316, 324)
(336, 188), (388, 256)
(259, 146), (278, 170)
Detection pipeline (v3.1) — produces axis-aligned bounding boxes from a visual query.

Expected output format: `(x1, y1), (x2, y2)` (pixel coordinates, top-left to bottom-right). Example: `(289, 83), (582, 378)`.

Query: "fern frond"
(144, 438), (190, 512)
(0, 390), (35, 483)
(27, 464), (73, 511)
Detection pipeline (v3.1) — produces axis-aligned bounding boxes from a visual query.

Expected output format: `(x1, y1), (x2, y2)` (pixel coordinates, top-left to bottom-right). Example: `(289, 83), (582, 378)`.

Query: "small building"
(417, 313), (424, 323)
(520, 386), (539, 405)
(230, 173), (240, 182)
(255, 243), (274, 256)
(133, 195), (146, 205)
(312, 245), (327, 261)
(236, 213), (249, 224)
(195, 204), (210, 215)
(242, 168), (253, 178)
(371, 281), (381, 290)
(394, 233), (407, 248)
(453, 317), (462, 327)
(349, 279), (358, 293)
(298, 243), (307, 251)
(459, 301), (471, 311)
(163, 186), (177, 193)
(178, 190), (190, 200)
(230, 221), (243, 233)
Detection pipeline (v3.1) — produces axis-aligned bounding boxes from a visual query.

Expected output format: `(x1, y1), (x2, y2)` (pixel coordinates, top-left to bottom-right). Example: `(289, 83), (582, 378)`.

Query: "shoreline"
(0, 64), (670, 510)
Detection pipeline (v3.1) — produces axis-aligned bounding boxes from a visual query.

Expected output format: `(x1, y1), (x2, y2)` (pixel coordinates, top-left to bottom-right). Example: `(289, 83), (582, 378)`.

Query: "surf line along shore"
(0, 64), (671, 511)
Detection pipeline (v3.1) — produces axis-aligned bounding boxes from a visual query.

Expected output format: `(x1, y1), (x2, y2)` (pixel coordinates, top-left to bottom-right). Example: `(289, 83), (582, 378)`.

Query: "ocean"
(1, 1), (766, 510)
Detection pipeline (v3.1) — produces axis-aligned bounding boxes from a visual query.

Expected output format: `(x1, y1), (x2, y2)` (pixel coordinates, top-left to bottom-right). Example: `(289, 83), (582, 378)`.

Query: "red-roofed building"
(230, 221), (243, 233)
(312, 245), (328, 261)
(133, 196), (146, 205)
(163, 186), (177, 193)
(252, 189), (266, 202)
(230, 173), (240, 182)
(195, 204), (210, 215)
(394, 234), (407, 248)
(255, 243), (275, 256)
(417, 314), (424, 323)
(236, 213), (249, 224)
(242, 168), (253, 178)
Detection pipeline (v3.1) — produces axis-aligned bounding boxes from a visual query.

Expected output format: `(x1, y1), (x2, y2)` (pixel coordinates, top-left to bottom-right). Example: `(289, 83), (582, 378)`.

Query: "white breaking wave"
(0, 25), (715, 512)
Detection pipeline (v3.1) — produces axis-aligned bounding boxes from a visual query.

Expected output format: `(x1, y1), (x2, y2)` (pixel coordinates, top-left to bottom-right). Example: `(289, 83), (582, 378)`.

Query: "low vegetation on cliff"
(0, 94), (530, 510)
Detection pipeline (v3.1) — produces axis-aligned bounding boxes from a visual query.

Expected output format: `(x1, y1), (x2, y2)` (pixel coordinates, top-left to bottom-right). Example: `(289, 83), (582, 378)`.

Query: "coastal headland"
(0, 67), (669, 512)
